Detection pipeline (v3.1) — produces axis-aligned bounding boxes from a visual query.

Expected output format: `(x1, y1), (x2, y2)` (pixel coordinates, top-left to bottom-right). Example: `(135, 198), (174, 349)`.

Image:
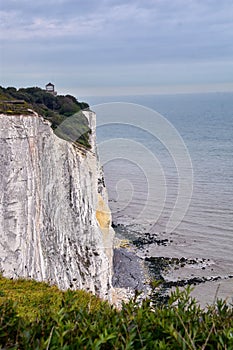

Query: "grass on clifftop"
(0, 275), (233, 349)
(0, 86), (91, 148)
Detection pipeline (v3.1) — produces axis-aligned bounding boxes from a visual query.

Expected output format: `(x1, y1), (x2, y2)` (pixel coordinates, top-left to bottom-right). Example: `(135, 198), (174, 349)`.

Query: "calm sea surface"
(89, 92), (233, 303)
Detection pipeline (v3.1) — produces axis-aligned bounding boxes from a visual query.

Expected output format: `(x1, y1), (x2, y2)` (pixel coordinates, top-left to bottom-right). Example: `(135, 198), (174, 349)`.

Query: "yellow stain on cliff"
(96, 194), (111, 229)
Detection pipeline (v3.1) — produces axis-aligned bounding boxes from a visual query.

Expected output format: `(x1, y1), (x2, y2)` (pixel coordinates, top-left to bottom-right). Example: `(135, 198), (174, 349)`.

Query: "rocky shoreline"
(112, 223), (233, 304)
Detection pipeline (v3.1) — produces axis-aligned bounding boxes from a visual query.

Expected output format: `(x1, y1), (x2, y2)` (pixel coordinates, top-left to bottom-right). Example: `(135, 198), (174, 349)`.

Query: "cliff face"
(0, 111), (114, 300)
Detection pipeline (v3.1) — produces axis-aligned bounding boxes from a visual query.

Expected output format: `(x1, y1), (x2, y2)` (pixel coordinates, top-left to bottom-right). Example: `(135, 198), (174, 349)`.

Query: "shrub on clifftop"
(0, 86), (91, 148)
(0, 276), (232, 349)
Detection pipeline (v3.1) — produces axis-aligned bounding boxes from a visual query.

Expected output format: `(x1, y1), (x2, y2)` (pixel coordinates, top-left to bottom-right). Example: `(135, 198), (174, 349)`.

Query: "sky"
(1, 0), (233, 97)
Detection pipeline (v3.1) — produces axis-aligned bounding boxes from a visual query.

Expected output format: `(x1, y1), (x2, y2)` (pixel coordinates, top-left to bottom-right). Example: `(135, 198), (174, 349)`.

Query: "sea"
(87, 92), (233, 305)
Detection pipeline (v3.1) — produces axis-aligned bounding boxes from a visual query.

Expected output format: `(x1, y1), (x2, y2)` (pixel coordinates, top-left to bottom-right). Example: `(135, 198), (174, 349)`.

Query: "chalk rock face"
(0, 111), (114, 299)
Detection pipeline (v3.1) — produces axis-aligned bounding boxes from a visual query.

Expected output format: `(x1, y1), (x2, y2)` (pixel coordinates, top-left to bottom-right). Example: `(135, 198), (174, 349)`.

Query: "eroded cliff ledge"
(0, 110), (114, 300)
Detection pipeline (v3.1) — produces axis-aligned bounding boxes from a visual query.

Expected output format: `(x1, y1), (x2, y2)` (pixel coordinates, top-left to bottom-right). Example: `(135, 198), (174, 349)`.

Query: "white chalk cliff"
(0, 110), (114, 300)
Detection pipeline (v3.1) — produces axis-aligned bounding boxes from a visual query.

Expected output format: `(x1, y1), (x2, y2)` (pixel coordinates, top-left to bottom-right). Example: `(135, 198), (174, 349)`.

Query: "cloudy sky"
(1, 0), (233, 97)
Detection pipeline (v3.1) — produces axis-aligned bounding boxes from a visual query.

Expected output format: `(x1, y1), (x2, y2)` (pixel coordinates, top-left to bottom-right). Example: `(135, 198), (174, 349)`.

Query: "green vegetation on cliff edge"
(0, 276), (233, 349)
(0, 86), (91, 148)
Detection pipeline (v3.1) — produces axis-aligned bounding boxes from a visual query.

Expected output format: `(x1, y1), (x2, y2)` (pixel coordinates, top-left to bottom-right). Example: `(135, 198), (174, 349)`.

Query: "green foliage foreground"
(0, 277), (233, 349)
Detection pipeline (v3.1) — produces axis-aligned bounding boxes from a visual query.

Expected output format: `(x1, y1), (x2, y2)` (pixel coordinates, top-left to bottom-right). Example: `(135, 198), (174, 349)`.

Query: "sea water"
(90, 92), (233, 305)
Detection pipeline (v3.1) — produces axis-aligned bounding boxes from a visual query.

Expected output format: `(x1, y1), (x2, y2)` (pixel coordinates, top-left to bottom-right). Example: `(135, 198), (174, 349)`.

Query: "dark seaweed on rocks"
(133, 232), (170, 247)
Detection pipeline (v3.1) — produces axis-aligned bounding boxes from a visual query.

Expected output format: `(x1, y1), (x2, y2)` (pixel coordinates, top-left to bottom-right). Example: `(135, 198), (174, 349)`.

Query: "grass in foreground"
(0, 276), (233, 349)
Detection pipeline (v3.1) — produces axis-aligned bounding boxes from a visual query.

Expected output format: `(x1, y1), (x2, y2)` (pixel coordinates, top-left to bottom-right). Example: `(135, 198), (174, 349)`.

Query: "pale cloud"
(0, 11), (105, 40)
(0, 3), (152, 40)
(107, 3), (151, 22)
